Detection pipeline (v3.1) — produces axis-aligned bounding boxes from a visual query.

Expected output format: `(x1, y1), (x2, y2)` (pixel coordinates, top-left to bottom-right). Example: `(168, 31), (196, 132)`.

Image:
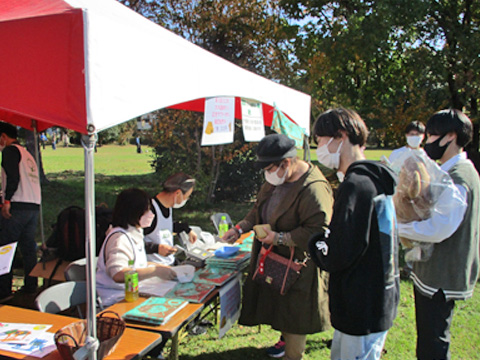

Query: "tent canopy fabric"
(0, 0), (311, 135)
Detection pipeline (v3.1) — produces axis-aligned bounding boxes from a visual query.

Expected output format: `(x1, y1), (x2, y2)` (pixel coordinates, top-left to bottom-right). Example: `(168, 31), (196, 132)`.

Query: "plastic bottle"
(218, 216), (229, 237)
(125, 259), (139, 302)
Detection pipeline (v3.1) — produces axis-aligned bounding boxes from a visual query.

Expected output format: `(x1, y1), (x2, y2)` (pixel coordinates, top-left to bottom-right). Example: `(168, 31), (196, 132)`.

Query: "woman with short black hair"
(96, 188), (176, 306)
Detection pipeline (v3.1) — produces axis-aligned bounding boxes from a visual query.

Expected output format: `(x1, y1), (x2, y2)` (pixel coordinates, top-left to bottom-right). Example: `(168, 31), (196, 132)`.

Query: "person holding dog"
(398, 109), (480, 360)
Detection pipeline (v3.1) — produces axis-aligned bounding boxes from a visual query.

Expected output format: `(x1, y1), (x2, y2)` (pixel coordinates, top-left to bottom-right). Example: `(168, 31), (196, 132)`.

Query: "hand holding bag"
(252, 244), (305, 295)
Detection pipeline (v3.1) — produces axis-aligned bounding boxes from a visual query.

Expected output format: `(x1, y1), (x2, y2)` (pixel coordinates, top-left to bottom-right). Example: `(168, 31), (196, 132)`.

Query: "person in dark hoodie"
(309, 108), (400, 360)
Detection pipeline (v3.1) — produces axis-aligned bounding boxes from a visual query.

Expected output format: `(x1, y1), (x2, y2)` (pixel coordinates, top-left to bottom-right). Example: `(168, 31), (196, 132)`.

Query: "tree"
(150, 109), (262, 204)
(280, 0), (480, 147)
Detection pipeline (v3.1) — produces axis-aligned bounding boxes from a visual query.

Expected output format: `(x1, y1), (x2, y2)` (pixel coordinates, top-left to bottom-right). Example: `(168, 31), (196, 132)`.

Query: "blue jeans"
(0, 208), (39, 296)
(330, 329), (388, 360)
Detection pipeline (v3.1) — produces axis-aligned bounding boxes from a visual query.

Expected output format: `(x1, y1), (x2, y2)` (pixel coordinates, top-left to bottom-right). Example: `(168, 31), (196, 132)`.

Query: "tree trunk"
(194, 127), (202, 174)
(466, 95), (480, 175)
(206, 146), (216, 204)
(206, 145), (223, 204)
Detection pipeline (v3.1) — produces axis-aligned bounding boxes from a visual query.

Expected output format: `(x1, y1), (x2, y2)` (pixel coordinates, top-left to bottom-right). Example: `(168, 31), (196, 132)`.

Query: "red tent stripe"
(168, 97), (298, 128)
(0, 4), (87, 133)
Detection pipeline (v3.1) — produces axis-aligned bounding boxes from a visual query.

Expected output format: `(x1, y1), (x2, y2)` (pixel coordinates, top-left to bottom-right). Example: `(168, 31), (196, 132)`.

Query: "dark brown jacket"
(238, 165), (333, 334)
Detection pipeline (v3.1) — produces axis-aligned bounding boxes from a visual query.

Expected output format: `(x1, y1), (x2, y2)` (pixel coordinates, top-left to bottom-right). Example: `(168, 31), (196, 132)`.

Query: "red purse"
(252, 244), (305, 295)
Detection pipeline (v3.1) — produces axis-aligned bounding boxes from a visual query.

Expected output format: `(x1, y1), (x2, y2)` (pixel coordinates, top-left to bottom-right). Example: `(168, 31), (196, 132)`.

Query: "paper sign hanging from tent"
(201, 97), (235, 146)
(241, 99), (265, 142)
(271, 104), (306, 148)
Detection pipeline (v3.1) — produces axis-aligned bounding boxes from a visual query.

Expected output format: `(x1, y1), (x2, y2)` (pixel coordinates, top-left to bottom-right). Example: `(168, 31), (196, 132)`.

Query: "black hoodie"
(309, 160), (400, 335)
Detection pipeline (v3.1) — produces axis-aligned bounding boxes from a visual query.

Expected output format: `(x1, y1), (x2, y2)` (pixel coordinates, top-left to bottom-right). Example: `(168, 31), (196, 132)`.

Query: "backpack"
(46, 205), (113, 262)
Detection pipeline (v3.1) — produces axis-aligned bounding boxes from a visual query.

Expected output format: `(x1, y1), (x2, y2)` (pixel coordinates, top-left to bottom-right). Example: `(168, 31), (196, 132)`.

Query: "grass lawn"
(33, 144), (480, 359)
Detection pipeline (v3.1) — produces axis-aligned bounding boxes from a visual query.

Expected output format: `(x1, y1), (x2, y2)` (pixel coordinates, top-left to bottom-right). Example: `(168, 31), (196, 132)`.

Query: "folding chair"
(35, 281), (88, 318)
(64, 257), (98, 281)
(35, 281), (103, 318)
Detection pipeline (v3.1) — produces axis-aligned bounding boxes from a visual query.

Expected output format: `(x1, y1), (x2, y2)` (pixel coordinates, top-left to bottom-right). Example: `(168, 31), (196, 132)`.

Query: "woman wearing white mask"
(144, 172), (197, 265)
(388, 121), (426, 164)
(222, 133), (334, 360)
(96, 188), (177, 307)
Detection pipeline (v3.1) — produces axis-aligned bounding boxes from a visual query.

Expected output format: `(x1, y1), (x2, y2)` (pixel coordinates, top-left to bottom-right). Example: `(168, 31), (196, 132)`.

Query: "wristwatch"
(277, 232), (285, 246)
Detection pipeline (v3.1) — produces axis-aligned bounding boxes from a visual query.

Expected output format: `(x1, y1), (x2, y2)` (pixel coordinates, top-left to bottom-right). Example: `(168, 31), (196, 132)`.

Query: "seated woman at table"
(96, 188), (177, 307)
(222, 134), (334, 360)
(143, 172), (197, 265)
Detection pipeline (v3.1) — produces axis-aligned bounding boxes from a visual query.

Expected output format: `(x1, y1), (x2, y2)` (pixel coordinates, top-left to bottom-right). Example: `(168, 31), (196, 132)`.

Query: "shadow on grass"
(177, 336), (332, 360)
(40, 171), (254, 237)
(179, 347), (266, 360)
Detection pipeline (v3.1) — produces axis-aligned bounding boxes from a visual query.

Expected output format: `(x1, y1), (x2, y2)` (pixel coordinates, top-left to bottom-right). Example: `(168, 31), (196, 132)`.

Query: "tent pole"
(82, 132), (98, 360)
(31, 121), (45, 247)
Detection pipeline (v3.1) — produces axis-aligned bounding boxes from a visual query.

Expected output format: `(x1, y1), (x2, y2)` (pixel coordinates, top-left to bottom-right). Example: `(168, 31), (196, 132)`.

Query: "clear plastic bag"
(390, 149), (463, 262)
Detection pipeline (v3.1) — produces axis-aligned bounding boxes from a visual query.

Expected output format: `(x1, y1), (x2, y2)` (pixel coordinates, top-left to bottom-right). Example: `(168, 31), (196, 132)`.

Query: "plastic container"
(218, 216), (229, 237)
(124, 260), (139, 302)
(214, 246), (239, 258)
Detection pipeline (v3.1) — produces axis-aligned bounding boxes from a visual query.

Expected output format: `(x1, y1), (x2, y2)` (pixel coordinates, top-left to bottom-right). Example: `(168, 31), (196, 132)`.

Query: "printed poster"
(0, 322), (56, 357)
(241, 99), (265, 142)
(201, 97), (235, 146)
(0, 242), (17, 276)
(218, 275), (241, 339)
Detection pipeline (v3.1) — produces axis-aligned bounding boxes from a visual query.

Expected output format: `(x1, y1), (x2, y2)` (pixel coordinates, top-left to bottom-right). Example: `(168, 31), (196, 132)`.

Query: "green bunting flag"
(271, 104), (306, 148)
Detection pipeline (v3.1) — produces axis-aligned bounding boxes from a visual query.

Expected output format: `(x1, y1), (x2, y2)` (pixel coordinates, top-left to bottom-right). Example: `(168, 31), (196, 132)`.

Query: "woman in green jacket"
(223, 134), (334, 360)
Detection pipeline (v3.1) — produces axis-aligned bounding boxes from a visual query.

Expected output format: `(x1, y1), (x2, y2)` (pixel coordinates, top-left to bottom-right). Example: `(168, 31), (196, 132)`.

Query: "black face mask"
(424, 134), (452, 160)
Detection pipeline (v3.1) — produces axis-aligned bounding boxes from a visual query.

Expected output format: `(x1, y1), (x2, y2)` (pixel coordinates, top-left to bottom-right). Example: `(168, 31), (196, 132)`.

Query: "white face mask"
(173, 192), (188, 208)
(139, 210), (155, 228)
(406, 135), (423, 149)
(316, 138), (343, 169)
(264, 164), (288, 186)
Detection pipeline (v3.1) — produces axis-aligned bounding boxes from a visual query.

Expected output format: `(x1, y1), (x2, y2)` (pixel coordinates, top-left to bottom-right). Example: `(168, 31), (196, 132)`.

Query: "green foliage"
(97, 119), (137, 145)
(215, 148), (263, 202)
(280, 0), (479, 148)
(149, 109), (262, 205)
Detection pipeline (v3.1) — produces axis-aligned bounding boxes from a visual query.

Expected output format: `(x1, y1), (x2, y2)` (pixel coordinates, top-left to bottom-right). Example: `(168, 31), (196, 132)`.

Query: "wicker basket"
(55, 311), (126, 360)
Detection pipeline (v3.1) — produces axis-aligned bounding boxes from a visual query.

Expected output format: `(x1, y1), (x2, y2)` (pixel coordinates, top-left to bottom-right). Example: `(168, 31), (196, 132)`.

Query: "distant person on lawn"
(0, 122), (41, 302)
(388, 120), (426, 164)
(136, 135), (142, 153)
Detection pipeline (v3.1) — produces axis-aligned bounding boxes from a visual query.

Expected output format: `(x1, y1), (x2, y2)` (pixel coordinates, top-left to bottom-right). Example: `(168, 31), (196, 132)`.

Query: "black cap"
(254, 134), (297, 170)
(0, 122), (17, 139)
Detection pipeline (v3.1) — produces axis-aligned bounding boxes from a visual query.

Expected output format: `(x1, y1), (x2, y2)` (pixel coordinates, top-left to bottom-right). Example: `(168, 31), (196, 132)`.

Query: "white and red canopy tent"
(0, 1), (311, 357)
(0, 0), (311, 135)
